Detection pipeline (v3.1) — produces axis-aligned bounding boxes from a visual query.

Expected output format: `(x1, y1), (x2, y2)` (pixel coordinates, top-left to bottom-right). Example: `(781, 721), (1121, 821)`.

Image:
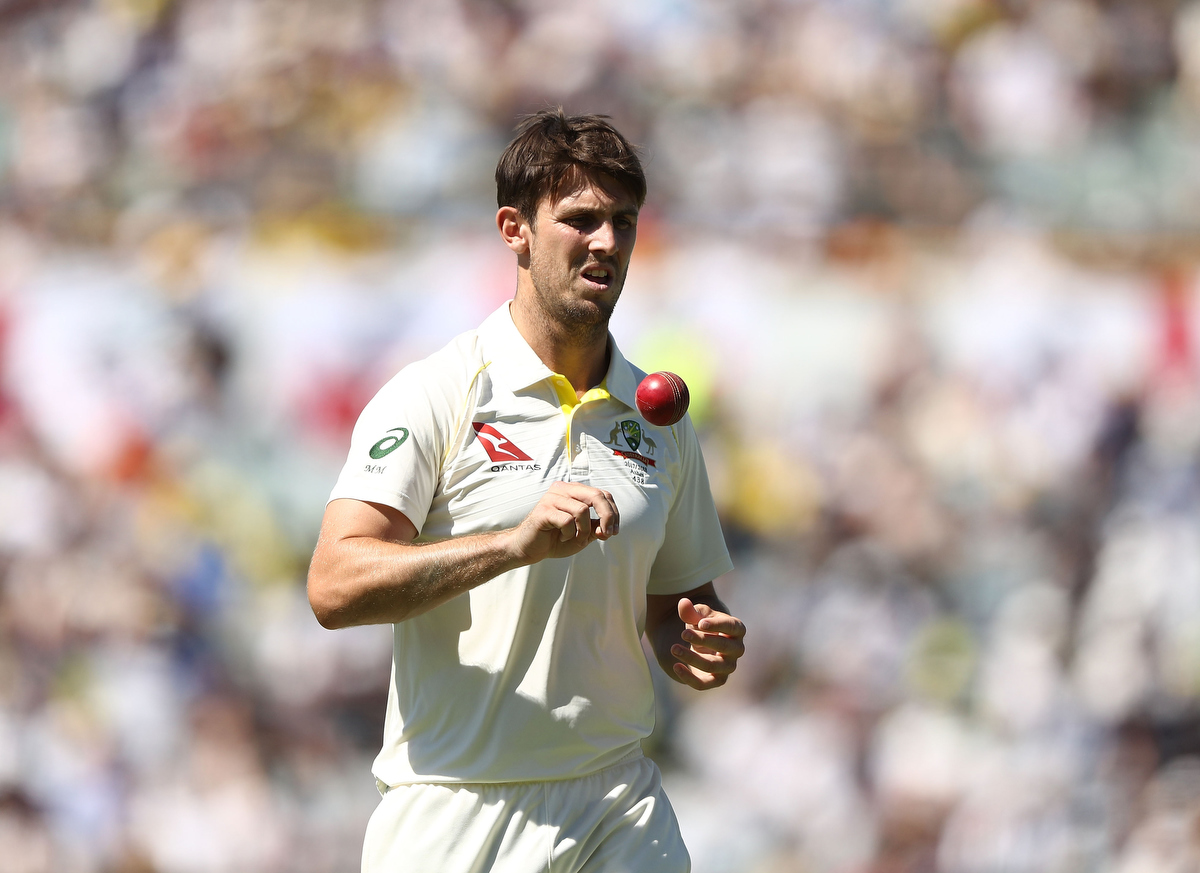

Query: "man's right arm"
(307, 483), (619, 628)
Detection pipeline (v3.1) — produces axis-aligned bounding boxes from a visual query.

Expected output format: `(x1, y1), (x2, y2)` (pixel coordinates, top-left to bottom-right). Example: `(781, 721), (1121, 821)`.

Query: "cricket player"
(308, 109), (746, 872)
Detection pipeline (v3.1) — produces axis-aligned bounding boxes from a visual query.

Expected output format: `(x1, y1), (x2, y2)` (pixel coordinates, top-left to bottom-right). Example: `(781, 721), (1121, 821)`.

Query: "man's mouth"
(580, 264), (613, 288)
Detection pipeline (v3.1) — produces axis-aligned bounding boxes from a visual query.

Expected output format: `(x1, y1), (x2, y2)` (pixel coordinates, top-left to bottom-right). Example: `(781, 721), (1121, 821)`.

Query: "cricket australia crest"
(606, 419), (657, 483)
(620, 419), (642, 451)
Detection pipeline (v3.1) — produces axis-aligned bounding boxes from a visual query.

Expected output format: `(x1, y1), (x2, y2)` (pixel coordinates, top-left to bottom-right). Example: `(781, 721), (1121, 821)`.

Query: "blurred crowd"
(2, 0), (1200, 871)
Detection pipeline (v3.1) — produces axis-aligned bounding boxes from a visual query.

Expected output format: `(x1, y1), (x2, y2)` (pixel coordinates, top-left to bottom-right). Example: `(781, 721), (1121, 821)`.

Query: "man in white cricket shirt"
(308, 109), (747, 873)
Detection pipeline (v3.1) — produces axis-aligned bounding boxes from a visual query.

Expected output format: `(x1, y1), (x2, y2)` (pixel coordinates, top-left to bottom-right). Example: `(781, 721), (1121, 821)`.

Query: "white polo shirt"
(329, 302), (733, 786)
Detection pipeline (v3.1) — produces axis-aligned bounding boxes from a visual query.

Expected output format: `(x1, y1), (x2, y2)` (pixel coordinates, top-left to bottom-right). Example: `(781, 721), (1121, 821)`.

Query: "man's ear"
(496, 206), (531, 255)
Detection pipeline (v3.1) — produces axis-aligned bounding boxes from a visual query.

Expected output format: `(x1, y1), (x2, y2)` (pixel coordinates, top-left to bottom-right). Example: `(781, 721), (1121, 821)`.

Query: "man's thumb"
(677, 597), (704, 625)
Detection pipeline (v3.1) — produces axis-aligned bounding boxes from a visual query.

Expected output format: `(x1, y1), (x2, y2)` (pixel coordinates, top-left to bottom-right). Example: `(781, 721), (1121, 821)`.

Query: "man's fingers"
(672, 661), (726, 690)
(570, 499), (592, 540)
(546, 483), (619, 538)
(542, 496), (594, 539)
(678, 600), (747, 640)
(670, 643), (736, 675)
(695, 612), (747, 639)
(582, 487), (618, 537)
(681, 627), (745, 657)
(597, 490), (618, 537)
(545, 508), (583, 542)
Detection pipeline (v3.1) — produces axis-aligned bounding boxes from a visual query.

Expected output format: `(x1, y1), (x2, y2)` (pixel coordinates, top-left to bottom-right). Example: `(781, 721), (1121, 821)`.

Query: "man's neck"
(509, 298), (610, 399)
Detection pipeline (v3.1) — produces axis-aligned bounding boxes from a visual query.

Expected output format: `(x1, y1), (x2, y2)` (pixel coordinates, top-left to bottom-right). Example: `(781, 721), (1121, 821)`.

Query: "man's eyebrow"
(556, 204), (639, 220)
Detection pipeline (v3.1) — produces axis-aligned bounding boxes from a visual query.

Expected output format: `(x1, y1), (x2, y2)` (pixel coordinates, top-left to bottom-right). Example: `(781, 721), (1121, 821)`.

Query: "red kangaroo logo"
(472, 423), (533, 462)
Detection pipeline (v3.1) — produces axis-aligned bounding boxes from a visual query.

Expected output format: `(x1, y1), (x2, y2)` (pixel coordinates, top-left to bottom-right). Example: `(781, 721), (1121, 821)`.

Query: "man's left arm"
(646, 582), (746, 690)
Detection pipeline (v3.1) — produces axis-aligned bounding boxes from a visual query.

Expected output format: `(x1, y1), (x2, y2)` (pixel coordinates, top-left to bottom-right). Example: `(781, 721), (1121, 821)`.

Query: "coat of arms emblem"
(620, 419), (642, 452)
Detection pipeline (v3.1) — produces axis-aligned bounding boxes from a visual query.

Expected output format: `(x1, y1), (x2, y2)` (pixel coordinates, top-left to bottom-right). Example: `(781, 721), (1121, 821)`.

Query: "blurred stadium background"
(2, 0), (1200, 870)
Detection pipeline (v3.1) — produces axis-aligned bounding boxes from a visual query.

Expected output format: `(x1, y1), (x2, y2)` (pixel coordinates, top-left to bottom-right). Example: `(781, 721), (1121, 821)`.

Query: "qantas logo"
(472, 423), (533, 462)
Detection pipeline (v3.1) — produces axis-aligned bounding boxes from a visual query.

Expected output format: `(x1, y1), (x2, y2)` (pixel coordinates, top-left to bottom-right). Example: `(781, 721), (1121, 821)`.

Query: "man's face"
(525, 173), (639, 334)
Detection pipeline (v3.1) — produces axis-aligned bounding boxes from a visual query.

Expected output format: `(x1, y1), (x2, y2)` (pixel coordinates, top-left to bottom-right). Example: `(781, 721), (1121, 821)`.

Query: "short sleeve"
(646, 417), (734, 595)
(328, 359), (457, 535)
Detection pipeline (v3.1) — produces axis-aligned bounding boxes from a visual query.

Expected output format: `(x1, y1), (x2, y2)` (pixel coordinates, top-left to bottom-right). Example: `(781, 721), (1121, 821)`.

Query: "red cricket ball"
(636, 371), (690, 427)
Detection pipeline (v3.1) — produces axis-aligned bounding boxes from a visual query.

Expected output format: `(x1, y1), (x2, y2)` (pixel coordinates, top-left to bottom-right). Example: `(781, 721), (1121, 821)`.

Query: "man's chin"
(572, 295), (618, 321)
(552, 297), (616, 335)
(528, 275), (621, 332)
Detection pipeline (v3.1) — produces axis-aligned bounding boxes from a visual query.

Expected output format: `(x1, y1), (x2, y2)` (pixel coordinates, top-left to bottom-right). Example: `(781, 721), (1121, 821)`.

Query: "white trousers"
(361, 756), (689, 873)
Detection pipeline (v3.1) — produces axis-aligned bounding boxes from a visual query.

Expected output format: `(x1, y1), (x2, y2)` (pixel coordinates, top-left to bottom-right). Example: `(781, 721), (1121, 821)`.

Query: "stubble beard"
(528, 258), (624, 347)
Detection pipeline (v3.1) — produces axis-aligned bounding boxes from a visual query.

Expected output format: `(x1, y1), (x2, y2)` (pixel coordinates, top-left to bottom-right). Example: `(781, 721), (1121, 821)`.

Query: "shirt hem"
(326, 487), (427, 534)
(647, 555), (735, 596)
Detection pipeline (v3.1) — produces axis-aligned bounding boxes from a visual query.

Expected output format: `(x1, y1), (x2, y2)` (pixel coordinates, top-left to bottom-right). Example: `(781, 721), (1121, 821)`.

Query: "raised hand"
(508, 482), (620, 565)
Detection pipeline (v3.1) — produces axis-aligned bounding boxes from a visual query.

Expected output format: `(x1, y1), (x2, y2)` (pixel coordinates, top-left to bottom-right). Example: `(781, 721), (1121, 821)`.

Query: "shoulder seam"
(442, 360), (492, 469)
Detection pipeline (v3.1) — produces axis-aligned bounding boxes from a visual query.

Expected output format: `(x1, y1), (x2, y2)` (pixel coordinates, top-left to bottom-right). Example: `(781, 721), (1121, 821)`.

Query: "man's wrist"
(494, 527), (534, 570)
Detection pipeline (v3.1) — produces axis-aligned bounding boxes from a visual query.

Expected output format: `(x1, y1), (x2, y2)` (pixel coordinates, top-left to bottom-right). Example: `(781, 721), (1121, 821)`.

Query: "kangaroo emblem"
(605, 420), (657, 457)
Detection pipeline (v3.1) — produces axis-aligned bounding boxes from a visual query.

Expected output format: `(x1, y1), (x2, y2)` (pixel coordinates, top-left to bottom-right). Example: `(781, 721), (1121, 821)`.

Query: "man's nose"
(588, 221), (618, 255)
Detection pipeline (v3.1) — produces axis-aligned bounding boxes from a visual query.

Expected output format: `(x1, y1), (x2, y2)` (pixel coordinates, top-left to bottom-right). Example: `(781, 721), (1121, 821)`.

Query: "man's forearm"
(310, 483), (618, 629)
(308, 530), (526, 628)
(648, 611), (686, 678)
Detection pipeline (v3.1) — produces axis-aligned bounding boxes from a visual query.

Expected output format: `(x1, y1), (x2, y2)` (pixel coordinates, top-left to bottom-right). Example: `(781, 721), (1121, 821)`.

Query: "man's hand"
(645, 586), (746, 690)
(507, 482), (620, 565)
(668, 598), (746, 689)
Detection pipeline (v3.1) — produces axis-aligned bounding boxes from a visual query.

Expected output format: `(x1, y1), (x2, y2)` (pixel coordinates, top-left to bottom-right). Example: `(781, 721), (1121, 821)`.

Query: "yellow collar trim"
(550, 375), (611, 414)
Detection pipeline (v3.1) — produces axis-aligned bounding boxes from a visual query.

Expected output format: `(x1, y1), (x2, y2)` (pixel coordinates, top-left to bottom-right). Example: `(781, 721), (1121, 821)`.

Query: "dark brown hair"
(495, 109), (646, 220)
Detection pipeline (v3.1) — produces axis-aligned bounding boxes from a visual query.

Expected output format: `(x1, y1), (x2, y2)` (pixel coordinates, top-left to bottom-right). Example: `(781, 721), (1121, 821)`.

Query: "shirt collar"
(477, 302), (554, 392)
(601, 335), (639, 411)
(478, 301), (639, 411)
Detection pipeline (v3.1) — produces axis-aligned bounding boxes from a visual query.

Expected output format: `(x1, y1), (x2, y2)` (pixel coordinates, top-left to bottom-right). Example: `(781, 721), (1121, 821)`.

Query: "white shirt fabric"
(329, 302), (733, 786)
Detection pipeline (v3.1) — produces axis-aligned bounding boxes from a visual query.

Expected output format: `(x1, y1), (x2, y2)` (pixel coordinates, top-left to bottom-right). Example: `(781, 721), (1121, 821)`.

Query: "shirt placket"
(568, 415), (590, 484)
(548, 374), (607, 484)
